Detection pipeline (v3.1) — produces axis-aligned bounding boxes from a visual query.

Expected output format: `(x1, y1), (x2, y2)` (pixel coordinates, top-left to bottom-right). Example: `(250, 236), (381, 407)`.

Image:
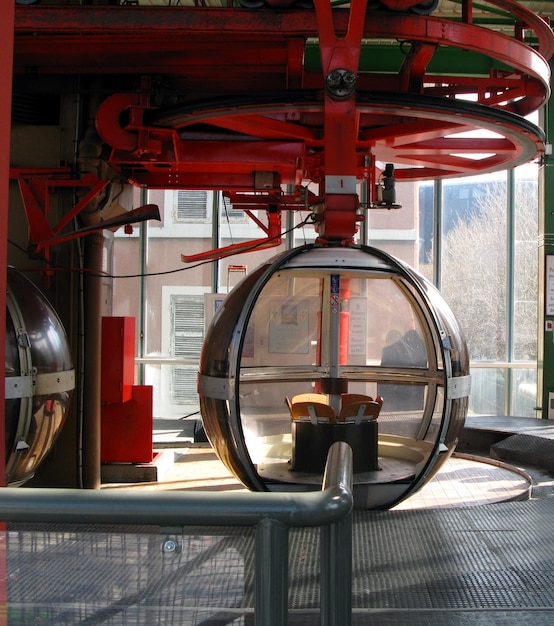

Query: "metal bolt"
(327, 70), (343, 88)
(162, 538), (180, 554)
(326, 68), (357, 98)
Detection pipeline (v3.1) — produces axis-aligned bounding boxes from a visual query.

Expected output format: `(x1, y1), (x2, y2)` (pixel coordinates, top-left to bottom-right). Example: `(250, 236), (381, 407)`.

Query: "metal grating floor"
(5, 498), (554, 625)
(6, 416), (554, 624)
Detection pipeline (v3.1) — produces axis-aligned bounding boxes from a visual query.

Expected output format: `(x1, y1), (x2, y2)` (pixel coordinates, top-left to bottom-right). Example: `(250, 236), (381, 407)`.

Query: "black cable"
(8, 212), (317, 280)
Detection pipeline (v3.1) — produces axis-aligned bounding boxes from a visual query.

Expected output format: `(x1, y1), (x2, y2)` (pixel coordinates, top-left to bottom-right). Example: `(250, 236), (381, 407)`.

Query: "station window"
(113, 162), (539, 419)
(168, 294), (204, 405)
(175, 190), (209, 222)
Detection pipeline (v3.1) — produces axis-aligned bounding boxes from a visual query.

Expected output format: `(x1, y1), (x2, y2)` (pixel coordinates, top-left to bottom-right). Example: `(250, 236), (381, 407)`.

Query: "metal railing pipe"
(256, 517), (289, 625)
(321, 440), (353, 626)
(0, 478), (351, 528)
(0, 444), (352, 528)
(0, 441), (353, 626)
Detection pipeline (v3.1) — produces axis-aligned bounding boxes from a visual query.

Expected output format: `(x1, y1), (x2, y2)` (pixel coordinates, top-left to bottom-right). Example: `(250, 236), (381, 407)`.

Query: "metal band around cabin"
(5, 369), (75, 400)
(198, 374), (236, 401)
(446, 375), (471, 400)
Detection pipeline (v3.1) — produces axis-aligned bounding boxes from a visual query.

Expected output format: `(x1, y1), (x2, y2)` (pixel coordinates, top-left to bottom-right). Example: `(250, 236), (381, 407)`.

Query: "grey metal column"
(137, 188), (148, 386)
(320, 442), (353, 626)
(212, 191), (220, 292)
(506, 168), (516, 415)
(82, 232), (103, 489)
(328, 274), (342, 415)
(433, 178), (443, 289)
(255, 517), (289, 626)
(320, 510), (353, 626)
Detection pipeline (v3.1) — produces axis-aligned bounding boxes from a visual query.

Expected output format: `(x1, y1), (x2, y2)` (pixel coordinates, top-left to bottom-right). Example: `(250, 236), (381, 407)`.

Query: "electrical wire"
(221, 194), (234, 245)
(8, 211), (317, 280)
(179, 410), (201, 421)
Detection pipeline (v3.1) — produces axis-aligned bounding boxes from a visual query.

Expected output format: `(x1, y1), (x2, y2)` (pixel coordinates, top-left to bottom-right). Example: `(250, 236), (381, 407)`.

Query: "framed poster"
(546, 255), (554, 316)
(268, 299), (310, 354)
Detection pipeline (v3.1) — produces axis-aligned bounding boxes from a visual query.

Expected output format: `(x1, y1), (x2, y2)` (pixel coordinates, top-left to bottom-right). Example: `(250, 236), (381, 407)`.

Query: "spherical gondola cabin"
(5, 268), (75, 486)
(199, 245), (470, 509)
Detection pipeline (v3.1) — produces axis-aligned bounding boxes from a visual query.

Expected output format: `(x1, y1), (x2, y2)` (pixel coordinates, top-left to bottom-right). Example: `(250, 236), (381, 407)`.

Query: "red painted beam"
(14, 4), (554, 59)
(0, 3), (14, 617)
(13, 6), (553, 92)
(1, 0), (15, 491)
(14, 6), (323, 35)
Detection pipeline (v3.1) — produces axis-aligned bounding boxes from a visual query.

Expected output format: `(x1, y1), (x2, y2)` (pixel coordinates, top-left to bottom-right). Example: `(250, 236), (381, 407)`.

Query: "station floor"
(105, 442), (534, 511)
(5, 416), (554, 625)
(144, 414), (545, 509)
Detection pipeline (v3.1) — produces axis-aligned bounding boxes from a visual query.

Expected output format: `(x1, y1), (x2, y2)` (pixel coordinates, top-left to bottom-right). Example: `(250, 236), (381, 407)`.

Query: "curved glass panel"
(6, 269), (73, 374)
(5, 311), (21, 460)
(5, 269), (74, 486)
(238, 271), (434, 466)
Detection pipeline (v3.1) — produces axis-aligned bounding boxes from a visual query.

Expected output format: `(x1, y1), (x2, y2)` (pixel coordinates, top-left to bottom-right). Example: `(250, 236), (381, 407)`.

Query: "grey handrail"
(0, 441), (353, 626)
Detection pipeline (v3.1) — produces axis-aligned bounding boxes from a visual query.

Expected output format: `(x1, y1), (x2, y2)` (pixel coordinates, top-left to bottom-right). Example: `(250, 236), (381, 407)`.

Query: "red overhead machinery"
(12, 0), (554, 253)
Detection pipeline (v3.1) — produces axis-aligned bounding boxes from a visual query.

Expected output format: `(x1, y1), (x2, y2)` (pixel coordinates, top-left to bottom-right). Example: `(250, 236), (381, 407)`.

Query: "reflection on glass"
(514, 164), (538, 362)
(512, 368), (538, 418)
(441, 173), (508, 362)
(468, 367), (506, 415)
(238, 263), (445, 477)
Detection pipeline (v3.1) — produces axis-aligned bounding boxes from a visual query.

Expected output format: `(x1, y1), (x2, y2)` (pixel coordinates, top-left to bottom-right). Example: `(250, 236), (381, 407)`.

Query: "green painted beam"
(537, 60), (554, 418)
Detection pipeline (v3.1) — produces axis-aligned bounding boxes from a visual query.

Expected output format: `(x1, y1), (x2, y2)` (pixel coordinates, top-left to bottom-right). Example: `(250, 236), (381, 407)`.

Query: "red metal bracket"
(10, 168), (110, 255)
(95, 88), (172, 158)
(10, 168), (160, 264)
(181, 208), (282, 263)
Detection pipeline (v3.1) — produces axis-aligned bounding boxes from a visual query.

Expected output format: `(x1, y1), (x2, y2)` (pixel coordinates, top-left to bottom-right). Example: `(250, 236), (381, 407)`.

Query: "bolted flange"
(326, 69), (357, 98)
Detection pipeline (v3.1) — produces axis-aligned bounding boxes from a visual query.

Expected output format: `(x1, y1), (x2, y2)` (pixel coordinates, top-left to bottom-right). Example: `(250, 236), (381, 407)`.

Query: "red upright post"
(101, 317), (154, 465)
(0, 4), (14, 622)
(1, 0), (15, 487)
(313, 0), (368, 242)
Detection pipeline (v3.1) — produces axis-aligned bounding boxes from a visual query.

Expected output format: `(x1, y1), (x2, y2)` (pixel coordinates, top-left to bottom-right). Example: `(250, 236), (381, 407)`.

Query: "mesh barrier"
(6, 525), (255, 625)
(6, 499), (554, 625)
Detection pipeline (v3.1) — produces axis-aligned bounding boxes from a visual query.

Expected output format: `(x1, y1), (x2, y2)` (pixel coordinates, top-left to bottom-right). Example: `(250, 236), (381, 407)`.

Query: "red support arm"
(314, 0), (368, 241)
(182, 209), (282, 263)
